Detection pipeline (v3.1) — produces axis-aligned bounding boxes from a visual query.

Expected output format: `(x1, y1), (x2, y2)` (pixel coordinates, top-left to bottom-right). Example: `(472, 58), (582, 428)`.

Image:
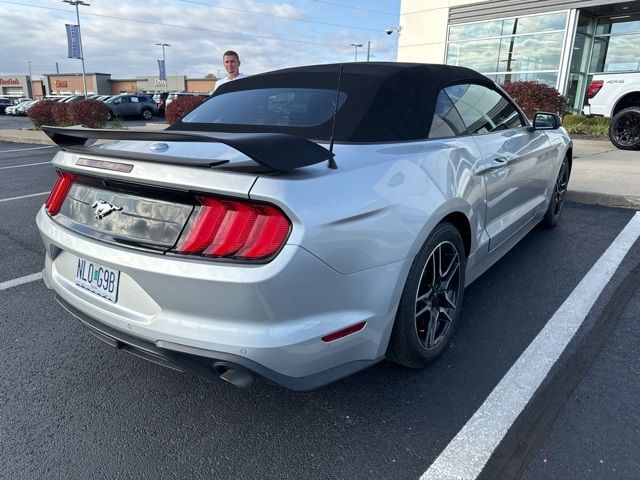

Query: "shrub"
(562, 115), (610, 136)
(51, 102), (73, 126)
(502, 81), (567, 119)
(69, 99), (109, 128)
(166, 96), (207, 124)
(27, 100), (58, 129)
(561, 114), (583, 126)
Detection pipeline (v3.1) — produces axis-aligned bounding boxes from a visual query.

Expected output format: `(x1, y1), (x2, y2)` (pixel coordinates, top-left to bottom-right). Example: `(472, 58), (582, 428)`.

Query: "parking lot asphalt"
(1, 142), (639, 480)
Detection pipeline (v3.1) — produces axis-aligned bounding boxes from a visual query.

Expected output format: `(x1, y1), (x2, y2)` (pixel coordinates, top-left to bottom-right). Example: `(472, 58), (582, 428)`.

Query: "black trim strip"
(42, 126), (334, 171)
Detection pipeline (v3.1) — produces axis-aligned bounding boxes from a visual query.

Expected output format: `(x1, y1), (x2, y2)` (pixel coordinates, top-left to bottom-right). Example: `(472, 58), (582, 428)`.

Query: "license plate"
(75, 257), (120, 303)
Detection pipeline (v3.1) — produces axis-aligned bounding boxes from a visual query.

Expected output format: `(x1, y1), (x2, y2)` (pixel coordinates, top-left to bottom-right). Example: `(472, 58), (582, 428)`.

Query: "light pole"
(350, 43), (363, 62)
(63, 0), (90, 97)
(27, 61), (32, 98)
(156, 43), (170, 92)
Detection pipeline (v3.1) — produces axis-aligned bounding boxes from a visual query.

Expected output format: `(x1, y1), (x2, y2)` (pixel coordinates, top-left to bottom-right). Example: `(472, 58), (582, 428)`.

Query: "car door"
(445, 83), (552, 251)
(116, 95), (132, 115)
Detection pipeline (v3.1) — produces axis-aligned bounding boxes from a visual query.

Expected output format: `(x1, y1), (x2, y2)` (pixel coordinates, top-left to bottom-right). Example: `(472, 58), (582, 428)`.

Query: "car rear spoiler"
(42, 126), (334, 171)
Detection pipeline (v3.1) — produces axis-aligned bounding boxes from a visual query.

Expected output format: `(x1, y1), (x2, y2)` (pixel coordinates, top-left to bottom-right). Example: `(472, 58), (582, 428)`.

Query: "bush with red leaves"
(166, 95), (207, 124)
(69, 99), (109, 128)
(51, 102), (73, 126)
(501, 81), (567, 120)
(27, 100), (58, 128)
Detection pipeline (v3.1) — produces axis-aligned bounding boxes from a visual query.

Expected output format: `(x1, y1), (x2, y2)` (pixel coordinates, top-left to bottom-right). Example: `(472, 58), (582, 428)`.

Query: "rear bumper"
(37, 207), (403, 389)
(55, 294), (380, 390)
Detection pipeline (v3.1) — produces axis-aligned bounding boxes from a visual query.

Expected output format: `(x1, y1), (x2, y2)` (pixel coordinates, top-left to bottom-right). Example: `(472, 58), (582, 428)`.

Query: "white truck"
(584, 72), (640, 150)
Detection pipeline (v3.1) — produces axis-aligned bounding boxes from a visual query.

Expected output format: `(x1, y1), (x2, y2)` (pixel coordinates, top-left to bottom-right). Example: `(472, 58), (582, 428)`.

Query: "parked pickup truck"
(584, 72), (640, 150)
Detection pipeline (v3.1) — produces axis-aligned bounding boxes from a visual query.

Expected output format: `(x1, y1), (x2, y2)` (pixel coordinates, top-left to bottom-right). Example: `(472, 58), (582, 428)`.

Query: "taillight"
(44, 171), (75, 215)
(587, 80), (604, 99)
(174, 195), (291, 261)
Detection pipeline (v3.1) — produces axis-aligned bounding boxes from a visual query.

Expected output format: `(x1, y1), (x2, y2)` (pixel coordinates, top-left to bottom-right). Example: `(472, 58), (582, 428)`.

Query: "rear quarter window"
(182, 88), (347, 127)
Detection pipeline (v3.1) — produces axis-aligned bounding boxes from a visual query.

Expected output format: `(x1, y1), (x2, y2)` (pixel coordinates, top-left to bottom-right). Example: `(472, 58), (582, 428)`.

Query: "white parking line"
(0, 272), (43, 292)
(0, 145), (56, 154)
(0, 192), (49, 203)
(422, 211), (640, 480)
(0, 161), (50, 170)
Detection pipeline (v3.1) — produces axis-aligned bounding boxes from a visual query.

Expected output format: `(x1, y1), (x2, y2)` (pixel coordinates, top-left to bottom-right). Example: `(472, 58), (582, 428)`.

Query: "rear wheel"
(387, 222), (466, 368)
(106, 110), (113, 121)
(541, 156), (569, 228)
(141, 108), (153, 120)
(609, 107), (640, 150)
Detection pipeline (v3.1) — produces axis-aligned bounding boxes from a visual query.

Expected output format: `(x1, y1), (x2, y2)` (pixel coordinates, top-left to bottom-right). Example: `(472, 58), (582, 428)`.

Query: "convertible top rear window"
(182, 88), (347, 127)
(171, 62), (495, 143)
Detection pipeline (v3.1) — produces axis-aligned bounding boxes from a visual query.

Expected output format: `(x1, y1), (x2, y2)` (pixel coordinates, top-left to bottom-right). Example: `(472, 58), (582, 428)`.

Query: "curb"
(0, 132), (54, 146)
(567, 190), (640, 210)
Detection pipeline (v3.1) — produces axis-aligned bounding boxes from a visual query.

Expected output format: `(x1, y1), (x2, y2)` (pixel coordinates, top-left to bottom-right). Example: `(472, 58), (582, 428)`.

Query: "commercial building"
(40, 73), (215, 96)
(0, 75), (33, 98)
(399, 0), (640, 112)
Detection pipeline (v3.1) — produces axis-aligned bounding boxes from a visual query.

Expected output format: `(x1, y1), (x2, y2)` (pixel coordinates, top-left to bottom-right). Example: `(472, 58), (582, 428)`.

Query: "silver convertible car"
(37, 63), (571, 390)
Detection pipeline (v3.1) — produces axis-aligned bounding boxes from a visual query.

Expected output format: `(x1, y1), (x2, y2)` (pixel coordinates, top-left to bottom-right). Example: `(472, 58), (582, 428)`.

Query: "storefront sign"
(54, 80), (69, 88)
(0, 78), (20, 86)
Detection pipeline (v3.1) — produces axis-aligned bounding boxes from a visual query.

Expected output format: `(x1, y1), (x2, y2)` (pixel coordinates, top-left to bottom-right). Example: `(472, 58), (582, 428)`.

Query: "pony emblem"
(91, 199), (123, 219)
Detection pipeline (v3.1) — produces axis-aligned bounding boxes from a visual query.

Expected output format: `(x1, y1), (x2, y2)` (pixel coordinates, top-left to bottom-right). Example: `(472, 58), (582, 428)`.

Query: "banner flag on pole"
(158, 60), (166, 81)
(65, 24), (82, 59)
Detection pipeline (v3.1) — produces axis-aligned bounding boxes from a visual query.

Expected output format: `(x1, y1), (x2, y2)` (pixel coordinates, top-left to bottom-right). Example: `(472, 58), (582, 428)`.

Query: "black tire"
(609, 107), (640, 150)
(387, 222), (466, 368)
(541, 156), (570, 228)
(141, 108), (153, 120)
(106, 110), (113, 121)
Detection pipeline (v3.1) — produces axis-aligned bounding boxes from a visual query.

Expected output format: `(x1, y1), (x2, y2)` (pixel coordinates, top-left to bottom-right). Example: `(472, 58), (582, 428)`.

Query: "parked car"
(63, 95), (86, 103)
(153, 92), (170, 115)
(16, 99), (39, 115)
(38, 63), (571, 391)
(105, 94), (158, 120)
(5, 103), (19, 115)
(165, 92), (209, 110)
(585, 72), (640, 150)
(0, 98), (13, 114)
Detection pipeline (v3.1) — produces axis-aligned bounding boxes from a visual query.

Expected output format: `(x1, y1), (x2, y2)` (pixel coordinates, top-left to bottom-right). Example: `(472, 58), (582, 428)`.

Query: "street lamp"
(63, 0), (90, 97)
(156, 42), (170, 92)
(350, 43), (363, 62)
(27, 61), (32, 98)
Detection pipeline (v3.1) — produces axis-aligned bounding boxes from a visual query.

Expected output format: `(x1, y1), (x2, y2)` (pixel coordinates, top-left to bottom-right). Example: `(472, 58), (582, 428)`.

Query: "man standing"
(214, 51), (245, 91)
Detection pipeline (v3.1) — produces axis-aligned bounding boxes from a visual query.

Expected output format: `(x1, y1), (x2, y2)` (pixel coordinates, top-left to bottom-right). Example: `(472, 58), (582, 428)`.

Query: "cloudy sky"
(1, 0), (402, 79)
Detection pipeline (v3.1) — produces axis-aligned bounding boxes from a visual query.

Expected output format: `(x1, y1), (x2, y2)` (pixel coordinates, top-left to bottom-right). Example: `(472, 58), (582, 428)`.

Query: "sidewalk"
(568, 139), (640, 210)
(0, 126), (638, 209)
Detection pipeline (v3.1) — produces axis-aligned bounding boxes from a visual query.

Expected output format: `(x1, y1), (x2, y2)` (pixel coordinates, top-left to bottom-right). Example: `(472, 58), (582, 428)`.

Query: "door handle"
(476, 157), (510, 175)
(490, 157), (509, 167)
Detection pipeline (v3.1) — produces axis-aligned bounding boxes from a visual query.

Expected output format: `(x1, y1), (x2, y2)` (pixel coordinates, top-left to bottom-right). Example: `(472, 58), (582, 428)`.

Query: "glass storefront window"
(449, 20), (503, 41)
(497, 32), (564, 72)
(570, 33), (590, 73)
(590, 33), (640, 72)
(448, 12), (567, 41)
(493, 72), (558, 87)
(446, 39), (501, 72)
(595, 13), (640, 35)
(446, 11), (567, 90)
(513, 12), (567, 34)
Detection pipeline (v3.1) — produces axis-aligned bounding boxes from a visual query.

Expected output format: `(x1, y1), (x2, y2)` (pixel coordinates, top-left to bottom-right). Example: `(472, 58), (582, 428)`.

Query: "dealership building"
(399, 0), (640, 112)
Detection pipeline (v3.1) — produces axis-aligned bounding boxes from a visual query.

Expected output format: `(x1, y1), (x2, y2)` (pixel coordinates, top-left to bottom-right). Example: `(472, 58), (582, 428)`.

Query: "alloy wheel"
(414, 241), (460, 350)
(612, 111), (640, 147)
(553, 161), (569, 217)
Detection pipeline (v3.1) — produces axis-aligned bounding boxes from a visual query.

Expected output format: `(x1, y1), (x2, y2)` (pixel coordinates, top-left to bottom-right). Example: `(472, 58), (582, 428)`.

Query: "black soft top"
(172, 62), (493, 143)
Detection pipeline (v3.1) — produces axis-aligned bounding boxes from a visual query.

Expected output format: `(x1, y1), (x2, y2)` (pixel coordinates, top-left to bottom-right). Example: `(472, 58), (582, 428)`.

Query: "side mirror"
(529, 112), (561, 131)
